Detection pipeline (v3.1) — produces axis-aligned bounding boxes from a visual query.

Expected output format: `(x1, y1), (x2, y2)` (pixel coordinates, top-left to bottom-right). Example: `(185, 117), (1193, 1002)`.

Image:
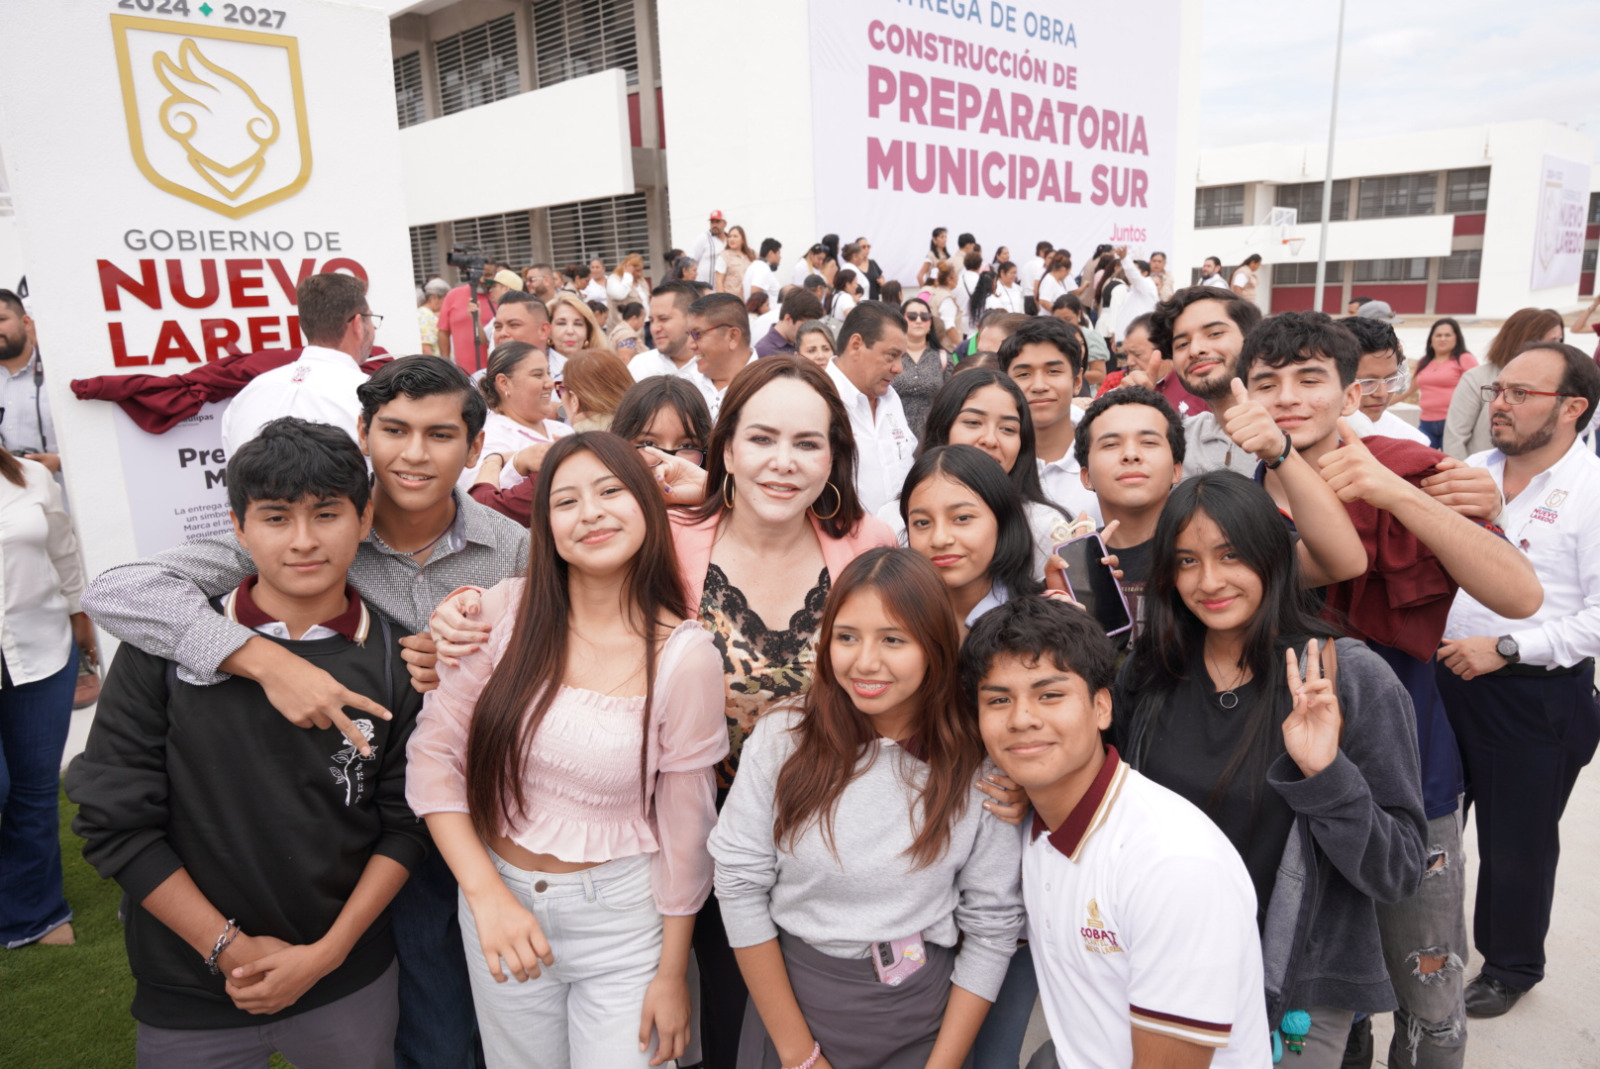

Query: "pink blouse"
(407, 580), (730, 915)
(1416, 352), (1477, 421)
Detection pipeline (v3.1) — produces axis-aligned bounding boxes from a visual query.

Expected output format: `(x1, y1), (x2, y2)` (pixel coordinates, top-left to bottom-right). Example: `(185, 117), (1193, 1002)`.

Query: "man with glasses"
(682, 292), (756, 421)
(220, 273), (378, 453)
(1343, 317), (1430, 445)
(1436, 342), (1600, 1022)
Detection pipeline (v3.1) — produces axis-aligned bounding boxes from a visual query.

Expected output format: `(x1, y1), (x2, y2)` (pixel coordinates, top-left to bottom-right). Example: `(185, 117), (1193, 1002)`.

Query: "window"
(1590, 192), (1600, 226)
(532, 0), (639, 89)
(394, 52), (427, 129)
(1445, 167), (1489, 214)
(547, 192), (651, 271)
(1273, 261), (1343, 285)
(1194, 185), (1244, 229)
(1584, 248), (1598, 273)
(1439, 249), (1481, 281)
(1275, 181), (1348, 224)
(450, 210), (535, 276)
(435, 15), (520, 116)
(409, 225), (439, 286)
(1353, 258), (1428, 283)
(1356, 173), (1438, 219)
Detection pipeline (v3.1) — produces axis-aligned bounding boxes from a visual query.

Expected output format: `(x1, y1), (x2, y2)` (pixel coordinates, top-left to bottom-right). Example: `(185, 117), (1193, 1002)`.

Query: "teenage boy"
(66, 419), (427, 1067)
(964, 596), (1268, 1069)
(1237, 312), (1544, 1067)
(999, 316), (1100, 523)
(1342, 317), (1429, 445)
(83, 356), (528, 1069)
(1144, 287), (1265, 477)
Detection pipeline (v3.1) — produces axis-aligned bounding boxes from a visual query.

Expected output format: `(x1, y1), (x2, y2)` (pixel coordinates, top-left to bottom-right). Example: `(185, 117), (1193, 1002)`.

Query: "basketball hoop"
(1284, 237), (1306, 256)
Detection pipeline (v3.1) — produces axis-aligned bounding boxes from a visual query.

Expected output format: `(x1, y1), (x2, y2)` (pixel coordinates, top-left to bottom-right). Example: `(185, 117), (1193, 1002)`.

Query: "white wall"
(398, 70), (634, 225)
(1476, 122), (1593, 317)
(1198, 214), (1456, 269)
(657, 0), (818, 280)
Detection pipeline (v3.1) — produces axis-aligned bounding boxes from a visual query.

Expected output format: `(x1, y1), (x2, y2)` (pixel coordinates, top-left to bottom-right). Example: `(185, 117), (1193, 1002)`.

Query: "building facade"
(1183, 120), (1599, 319)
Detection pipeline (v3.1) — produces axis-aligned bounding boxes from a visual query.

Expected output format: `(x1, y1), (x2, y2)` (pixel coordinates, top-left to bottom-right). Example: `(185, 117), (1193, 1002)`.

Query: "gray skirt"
(736, 930), (966, 1069)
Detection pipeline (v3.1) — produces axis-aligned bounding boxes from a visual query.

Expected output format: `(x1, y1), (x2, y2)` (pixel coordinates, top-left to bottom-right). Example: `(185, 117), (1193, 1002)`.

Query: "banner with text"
(0, 2), (414, 570)
(1530, 155), (1591, 292)
(809, 0), (1182, 287)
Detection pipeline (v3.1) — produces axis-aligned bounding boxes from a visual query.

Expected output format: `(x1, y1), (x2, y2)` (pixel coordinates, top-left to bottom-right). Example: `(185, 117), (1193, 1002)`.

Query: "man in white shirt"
(1000, 317), (1099, 523)
(1018, 240), (1052, 311)
(965, 596), (1269, 1069)
(825, 302), (916, 514)
(1199, 257), (1229, 290)
(1436, 342), (1600, 1020)
(744, 238), (783, 304)
(1110, 247), (1159, 346)
(682, 292), (757, 422)
(219, 273), (374, 453)
(689, 211), (728, 291)
(1148, 251), (1176, 302)
(628, 281), (700, 382)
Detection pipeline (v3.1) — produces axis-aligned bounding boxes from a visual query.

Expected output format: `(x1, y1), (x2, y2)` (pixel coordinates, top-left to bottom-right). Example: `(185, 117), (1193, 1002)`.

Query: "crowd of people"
(4, 217), (1600, 1069)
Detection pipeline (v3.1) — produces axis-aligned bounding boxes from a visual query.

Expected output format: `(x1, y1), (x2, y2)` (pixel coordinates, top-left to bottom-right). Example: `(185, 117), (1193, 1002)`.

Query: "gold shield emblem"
(111, 15), (311, 219)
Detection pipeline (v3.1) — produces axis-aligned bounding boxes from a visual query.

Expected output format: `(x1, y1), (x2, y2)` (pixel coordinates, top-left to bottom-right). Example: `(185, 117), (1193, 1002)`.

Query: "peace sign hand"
(1282, 638), (1342, 779)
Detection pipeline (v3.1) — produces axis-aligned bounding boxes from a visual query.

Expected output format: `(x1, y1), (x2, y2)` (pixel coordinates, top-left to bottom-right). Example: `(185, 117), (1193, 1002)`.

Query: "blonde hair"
(563, 349), (634, 431)
(613, 252), (645, 279)
(546, 292), (613, 354)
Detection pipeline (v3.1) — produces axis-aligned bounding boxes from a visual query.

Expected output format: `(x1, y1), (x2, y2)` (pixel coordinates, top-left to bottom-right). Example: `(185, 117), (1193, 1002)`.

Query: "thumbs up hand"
(1221, 378), (1291, 463)
(1317, 419), (1414, 512)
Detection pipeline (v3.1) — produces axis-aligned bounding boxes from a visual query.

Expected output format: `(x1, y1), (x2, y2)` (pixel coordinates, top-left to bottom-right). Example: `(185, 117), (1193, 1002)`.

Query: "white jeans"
(460, 851), (664, 1069)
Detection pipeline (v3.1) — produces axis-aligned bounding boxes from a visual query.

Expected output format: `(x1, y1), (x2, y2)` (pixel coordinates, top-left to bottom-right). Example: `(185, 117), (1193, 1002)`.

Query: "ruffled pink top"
(407, 579), (730, 915)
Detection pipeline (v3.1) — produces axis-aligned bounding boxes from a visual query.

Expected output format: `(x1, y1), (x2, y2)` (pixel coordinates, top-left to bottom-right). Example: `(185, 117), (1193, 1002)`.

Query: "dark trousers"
(693, 890), (748, 1069)
(1435, 665), (1600, 991)
(390, 850), (482, 1068)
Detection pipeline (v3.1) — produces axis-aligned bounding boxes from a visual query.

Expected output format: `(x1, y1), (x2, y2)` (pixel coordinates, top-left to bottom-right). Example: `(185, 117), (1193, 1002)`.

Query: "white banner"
(0, 2), (415, 574)
(808, 0), (1182, 287)
(1530, 155), (1591, 292)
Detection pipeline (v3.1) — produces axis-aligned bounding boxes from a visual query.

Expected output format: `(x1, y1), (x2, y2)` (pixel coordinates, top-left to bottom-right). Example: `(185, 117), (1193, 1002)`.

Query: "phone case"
(1051, 532), (1135, 637)
(871, 933), (928, 986)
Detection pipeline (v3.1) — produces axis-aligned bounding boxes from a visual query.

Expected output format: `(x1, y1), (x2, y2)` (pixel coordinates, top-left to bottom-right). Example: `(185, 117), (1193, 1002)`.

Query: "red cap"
(708, 210), (725, 221)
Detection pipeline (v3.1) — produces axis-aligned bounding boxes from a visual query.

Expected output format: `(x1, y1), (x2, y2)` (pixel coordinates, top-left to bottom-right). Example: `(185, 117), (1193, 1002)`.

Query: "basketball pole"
(1312, 0), (1347, 313)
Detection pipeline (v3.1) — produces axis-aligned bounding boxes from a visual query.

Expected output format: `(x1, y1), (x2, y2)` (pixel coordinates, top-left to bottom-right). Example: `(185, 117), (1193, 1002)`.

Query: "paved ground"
(63, 694), (1600, 1068)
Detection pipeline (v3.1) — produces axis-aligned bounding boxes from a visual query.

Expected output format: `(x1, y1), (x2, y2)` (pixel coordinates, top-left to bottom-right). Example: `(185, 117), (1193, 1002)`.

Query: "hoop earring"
(809, 481), (842, 520)
(722, 473), (736, 511)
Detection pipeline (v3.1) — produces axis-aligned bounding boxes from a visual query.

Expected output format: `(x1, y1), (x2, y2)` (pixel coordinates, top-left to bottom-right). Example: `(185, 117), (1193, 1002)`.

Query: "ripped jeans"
(1375, 808), (1468, 1069)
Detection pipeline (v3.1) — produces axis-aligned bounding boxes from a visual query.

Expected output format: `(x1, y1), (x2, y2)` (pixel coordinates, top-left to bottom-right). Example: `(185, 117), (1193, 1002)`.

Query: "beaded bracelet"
(784, 1041), (822, 1069)
(205, 918), (239, 975)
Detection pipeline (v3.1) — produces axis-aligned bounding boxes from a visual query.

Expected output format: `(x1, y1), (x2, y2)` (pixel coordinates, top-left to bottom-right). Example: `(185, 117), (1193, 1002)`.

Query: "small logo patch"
(1081, 898), (1123, 954)
(1545, 490), (1568, 509)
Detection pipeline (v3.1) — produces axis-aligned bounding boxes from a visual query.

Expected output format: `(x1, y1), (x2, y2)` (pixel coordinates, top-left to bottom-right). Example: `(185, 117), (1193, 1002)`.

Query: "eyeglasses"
(352, 312), (384, 329)
(687, 324), (733, 344)
(1355, 370), (1408, 396)
(904, 311), (931, 322)
(635, 442), (706, 466)
(1480, 384), (1576, 406)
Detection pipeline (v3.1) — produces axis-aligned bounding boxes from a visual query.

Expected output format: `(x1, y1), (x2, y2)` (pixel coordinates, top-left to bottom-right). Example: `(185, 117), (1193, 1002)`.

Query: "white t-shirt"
(1026, 754), (1269, 1069)
(744, 260), (780, 303)
(826, 360), (918, 514)
(791, 258), (820, 286)
(991, 283), (1026, 315)
(1201, 274), (1230, 290)
(1037, 273), (1069, 315)
(1347, 407), (1430, 446)
(831, 291), (858, 321)
(219, 345), (367, 454)
(628, 348), (689, 382)
(1019, 255), (1047, 298)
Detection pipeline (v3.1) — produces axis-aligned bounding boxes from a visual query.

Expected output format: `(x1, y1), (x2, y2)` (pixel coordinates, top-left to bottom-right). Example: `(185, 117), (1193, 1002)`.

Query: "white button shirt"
(0, 458), (85, 685)
(682, 353), (758, 423)
(826, 361), (917, 515)
(1037, 407), (1101, 525)
(628, 348), (686, 382)
(1446, 436), (1600, 668)
(219, 345), (367, 453)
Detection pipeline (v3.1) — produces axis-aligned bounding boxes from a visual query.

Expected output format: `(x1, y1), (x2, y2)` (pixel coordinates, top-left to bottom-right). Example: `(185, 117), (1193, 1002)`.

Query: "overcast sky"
(1197, 0), (1600, 159)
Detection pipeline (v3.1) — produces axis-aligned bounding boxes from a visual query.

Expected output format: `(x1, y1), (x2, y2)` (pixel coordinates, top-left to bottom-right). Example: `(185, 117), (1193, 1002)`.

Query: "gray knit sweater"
(709, 708), (1025, 1001)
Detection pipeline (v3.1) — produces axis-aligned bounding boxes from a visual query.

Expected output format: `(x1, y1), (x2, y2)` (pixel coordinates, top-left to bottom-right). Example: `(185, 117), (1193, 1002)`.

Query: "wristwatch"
(1495, 635), (1520, 664)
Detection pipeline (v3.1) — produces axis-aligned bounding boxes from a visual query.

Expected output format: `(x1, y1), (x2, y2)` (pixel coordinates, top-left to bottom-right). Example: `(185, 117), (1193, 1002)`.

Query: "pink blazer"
(670, 509), (898, 611)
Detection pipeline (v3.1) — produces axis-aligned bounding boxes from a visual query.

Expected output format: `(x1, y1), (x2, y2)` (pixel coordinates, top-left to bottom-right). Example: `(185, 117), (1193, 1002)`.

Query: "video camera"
(447, 246), (492, 292)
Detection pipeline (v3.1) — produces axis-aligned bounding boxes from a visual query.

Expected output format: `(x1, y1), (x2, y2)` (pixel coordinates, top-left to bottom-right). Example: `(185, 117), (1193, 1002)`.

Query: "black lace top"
(699, 563), (830, 789)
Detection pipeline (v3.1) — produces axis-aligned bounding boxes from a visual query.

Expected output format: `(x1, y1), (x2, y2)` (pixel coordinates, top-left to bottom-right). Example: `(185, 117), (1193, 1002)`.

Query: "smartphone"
(871, 934), (928, 986)
(1052, 533), (1134, 638)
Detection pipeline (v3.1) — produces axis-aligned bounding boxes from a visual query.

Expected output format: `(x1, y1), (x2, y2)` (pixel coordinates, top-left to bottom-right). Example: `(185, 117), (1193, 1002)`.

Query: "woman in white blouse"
(1034, 253), (1072, 315)
(606, 254), (652, 323)
(0, 452), (93, 948)
(462, 342), (573, 492)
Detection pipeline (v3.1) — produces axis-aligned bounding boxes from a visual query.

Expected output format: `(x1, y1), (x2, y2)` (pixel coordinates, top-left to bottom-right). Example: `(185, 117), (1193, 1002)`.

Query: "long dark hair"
(1129, 471), (1337, 808)
(773, 548), (981, 867)
(968, 271), (996, 323)
(899, 445), (1042, 602)
(919, 370), (1062, 518)
(689, 356), (864, 539)
(929, 227), (948, 255)
(612, 376), (712, 456)
(0, 450), (24, 488)
(1415, 317), (1468, 377)
(465, 432), (689, 842)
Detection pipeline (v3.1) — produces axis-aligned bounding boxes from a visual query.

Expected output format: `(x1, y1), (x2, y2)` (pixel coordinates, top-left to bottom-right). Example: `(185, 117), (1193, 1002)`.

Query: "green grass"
(0, 792), (292, 1068)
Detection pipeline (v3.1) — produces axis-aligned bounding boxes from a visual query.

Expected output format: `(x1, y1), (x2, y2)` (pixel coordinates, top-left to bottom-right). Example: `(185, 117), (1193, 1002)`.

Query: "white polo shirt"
(1026, 750), (1268, 1069)
(1037, 407), (1101, 525)
(826, 360), (917, 515)
(1445, 436), (1600, 667)
(744, 259), (780, 304)
(219, 344), (367, 454)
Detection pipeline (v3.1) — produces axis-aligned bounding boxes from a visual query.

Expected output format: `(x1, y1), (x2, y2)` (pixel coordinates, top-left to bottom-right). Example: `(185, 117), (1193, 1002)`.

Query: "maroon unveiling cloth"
(72, 347), (391, 434)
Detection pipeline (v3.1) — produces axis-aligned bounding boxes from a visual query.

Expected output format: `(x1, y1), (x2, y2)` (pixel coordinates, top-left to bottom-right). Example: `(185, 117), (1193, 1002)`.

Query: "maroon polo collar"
(1030, 745), (1127, 861)
(228, 576), (369, 642)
